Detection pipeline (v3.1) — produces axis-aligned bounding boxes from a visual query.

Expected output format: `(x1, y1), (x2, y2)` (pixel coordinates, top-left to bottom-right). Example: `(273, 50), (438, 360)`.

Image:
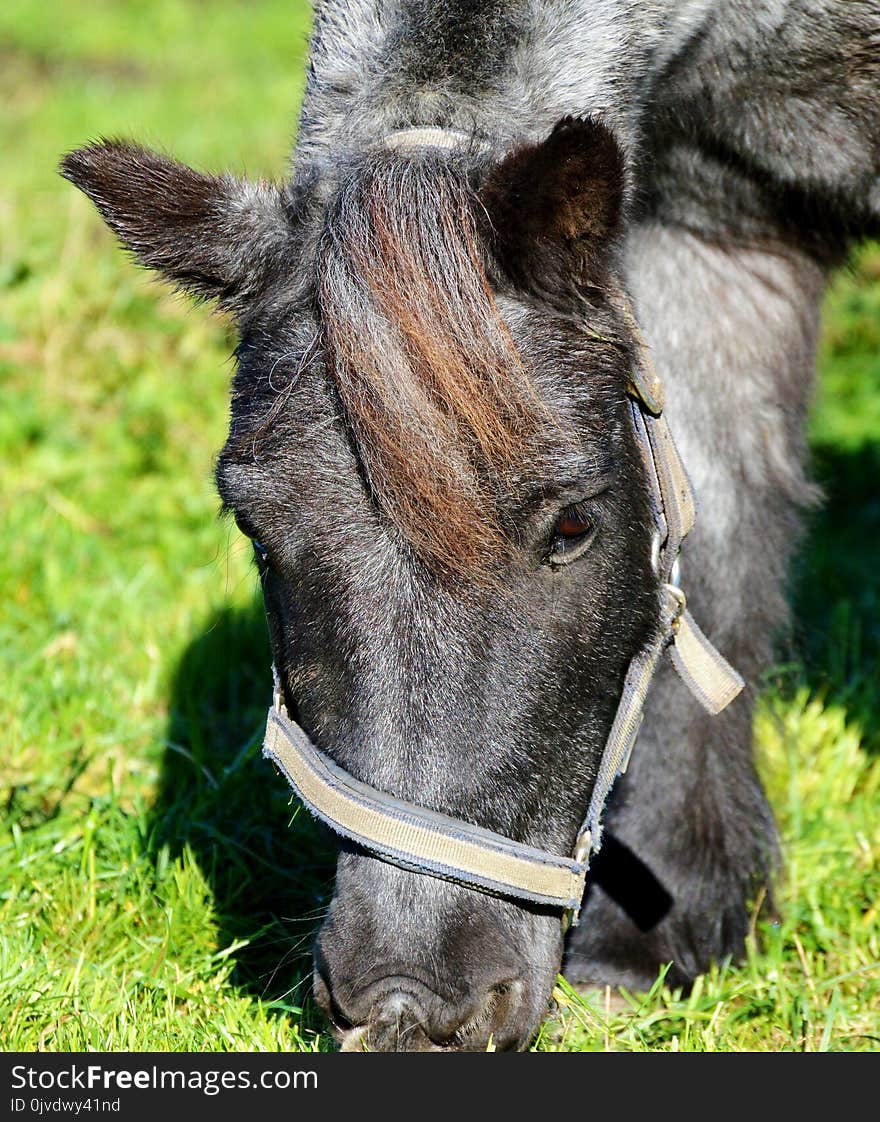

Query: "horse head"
(62, 118), (676, 1050)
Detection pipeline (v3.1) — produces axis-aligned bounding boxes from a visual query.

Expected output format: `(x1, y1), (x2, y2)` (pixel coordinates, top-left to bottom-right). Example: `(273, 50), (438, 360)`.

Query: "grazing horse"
(61, 1), (880, 1051)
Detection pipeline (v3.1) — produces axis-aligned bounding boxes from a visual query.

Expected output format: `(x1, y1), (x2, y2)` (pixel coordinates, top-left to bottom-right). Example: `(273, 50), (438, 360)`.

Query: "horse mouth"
(338, 1025), (448, 1053)
(329, 979), (527, 1053)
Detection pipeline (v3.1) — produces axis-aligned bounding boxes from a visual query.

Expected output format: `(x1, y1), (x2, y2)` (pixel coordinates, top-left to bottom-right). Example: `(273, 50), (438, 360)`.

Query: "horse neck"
(293, 0), (720, 166)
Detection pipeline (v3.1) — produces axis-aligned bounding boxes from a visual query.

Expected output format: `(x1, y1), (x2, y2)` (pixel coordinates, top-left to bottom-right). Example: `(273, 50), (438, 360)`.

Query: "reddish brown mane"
(317, 155), (541, 581)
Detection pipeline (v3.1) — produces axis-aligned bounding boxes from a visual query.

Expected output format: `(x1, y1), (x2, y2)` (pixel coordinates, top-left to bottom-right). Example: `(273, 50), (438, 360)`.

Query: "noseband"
(262, 128), (744, 926)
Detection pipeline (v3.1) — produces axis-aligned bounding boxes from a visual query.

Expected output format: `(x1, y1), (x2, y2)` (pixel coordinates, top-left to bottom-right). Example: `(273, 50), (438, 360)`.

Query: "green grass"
(1, 0), (878, 1054)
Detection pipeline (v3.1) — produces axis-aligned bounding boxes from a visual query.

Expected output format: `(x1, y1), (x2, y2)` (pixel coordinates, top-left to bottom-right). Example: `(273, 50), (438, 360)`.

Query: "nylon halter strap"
(262, 128), (744, 925)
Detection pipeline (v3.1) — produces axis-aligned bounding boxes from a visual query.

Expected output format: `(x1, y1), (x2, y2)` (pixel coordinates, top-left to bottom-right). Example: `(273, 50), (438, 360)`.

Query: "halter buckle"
(573, 828), (593, 866)
(271, 665), (287, 715)
(665, 583), (687, 635)
(627, 369), (664, 416)
(650, 528), (663, 575)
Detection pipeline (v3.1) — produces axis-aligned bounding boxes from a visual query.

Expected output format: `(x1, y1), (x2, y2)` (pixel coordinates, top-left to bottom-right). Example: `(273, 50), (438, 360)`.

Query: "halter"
(261, 127), (744, 927)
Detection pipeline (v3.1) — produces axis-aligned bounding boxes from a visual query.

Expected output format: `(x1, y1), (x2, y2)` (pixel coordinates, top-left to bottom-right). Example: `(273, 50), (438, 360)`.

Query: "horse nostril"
(356, 983), (439, 1052)
(441, 979), (522, 1050)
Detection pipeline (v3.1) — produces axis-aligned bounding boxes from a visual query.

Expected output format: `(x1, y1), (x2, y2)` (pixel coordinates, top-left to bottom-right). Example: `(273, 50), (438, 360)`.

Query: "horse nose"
(344, 979), (441, 1052)
(314, 971), (524, 1052)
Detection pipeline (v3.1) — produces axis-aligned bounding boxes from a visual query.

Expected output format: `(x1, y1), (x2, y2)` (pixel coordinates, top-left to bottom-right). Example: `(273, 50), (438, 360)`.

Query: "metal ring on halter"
(665, 584), (687, 634)
(650, 529), (663, 575)
(561, 830), (594, 931)
(651, 533), (682, 588)
(573, 829), (593, 866)
(272, 664), (286, 713)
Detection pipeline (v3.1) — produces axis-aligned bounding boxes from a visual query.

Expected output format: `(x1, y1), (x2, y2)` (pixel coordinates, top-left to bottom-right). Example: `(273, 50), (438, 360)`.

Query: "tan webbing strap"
(569, 330), (744, 904)
(263, 704), (587, 910)
(648, 412), (696, 558)
(671, 610), (744, 715)
(630, 405), (669, 550)
(638, 410), (743, 715)
(580, 613), (668, 851)
(627, 333), (739, 715)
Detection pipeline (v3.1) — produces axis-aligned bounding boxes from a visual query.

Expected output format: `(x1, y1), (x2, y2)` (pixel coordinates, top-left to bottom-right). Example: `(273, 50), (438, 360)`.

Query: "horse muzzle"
(311, 854), (560, 1052)
(314, 970), (529, 1052)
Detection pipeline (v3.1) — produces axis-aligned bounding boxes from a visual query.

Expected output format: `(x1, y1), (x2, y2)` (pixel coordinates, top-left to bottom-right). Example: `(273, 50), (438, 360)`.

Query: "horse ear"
(481, 116), (626, 300)
(59, 139), (291, 313)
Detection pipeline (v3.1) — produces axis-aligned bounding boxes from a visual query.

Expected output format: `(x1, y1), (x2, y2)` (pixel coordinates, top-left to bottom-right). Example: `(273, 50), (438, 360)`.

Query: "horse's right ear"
(59, 140), (292, 314)
(481, 116), (626, 302)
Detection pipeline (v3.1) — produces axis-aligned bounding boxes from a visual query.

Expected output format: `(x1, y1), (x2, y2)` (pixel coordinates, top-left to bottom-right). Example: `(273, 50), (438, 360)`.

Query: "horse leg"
(565, 222), (827, 991)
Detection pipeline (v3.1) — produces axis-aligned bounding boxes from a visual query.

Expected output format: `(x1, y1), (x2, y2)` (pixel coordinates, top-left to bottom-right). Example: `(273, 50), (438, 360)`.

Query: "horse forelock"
(316, 154), (545, 582)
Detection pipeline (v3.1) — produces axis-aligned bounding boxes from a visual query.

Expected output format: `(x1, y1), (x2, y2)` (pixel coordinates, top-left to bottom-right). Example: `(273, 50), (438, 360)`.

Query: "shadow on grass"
(146, 596), (337, 1016)
(786, 438), (880, 753)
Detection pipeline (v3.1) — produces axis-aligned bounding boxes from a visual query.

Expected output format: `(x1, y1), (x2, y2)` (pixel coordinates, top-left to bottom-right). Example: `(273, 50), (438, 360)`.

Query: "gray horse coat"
(61, 1), (880, 1049)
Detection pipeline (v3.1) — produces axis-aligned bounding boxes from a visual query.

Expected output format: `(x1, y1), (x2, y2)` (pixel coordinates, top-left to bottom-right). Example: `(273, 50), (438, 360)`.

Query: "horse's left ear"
(60, 139), (292, 315)
(481, 116), (626, 301)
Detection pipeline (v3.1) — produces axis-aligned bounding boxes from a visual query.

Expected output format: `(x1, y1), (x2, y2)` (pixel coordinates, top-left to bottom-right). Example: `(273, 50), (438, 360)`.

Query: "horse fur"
(61, 0), (880, 1050)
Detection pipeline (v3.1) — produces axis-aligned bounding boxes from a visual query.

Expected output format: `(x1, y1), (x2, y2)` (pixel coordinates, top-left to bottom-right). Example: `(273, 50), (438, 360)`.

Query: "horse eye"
(545, 502), (597, 567)
(557, 505), (593, 539)
(232, 512), (269, 566)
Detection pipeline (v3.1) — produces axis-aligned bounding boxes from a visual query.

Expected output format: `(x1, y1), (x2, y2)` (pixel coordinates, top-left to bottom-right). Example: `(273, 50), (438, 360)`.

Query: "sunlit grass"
(539, 690), (880, 1051)
(1, 0), (877, 1053)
